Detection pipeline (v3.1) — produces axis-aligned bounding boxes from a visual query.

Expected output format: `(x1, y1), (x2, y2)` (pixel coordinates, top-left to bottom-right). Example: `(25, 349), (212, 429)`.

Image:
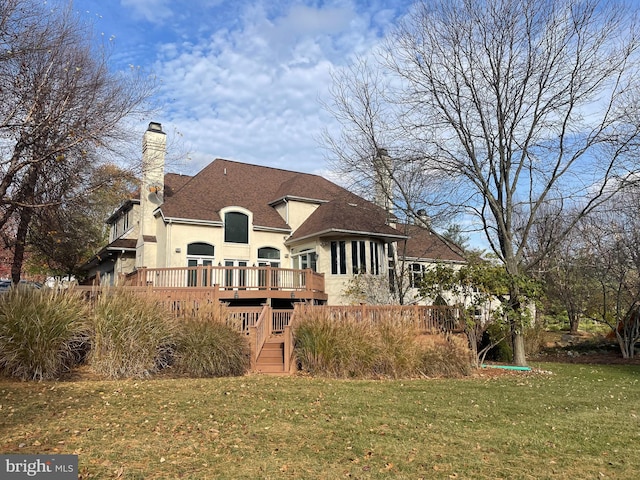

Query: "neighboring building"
(83, 122), (467, 306)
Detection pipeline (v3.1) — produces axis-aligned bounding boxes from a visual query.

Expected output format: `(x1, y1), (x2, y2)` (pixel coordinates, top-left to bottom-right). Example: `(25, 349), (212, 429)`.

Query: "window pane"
(258, 247), (280, 259)
(225, 212), (249, 243)
(187, 242), (215, 256)
(351, 241), (358, 273)
(339, 241), (346, 274)
(331, 242), (338, 275)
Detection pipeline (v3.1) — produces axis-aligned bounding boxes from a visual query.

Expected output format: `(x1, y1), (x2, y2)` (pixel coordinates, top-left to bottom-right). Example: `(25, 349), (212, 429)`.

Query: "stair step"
(255, 365), (286, 374)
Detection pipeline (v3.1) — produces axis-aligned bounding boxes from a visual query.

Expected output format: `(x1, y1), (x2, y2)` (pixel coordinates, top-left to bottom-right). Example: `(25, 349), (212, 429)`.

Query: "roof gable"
(288, 199), (404, 243)
(398, 223), (466, 263)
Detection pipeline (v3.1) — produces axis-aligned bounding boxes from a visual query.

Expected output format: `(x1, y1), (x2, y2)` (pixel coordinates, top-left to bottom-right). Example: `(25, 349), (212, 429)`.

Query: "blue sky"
(67, 0), (415, 176)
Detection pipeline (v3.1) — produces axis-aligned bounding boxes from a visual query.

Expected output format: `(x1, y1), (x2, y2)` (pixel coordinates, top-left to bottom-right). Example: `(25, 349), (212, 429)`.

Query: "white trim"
(287, 228), (407, 245)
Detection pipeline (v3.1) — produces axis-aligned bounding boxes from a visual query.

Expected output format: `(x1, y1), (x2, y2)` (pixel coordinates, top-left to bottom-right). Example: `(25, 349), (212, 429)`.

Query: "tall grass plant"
(173, 303), (249, 377)
(88, 288), (177, 378)
(0, 288), (88, 380)
(293, 310), (472, 378)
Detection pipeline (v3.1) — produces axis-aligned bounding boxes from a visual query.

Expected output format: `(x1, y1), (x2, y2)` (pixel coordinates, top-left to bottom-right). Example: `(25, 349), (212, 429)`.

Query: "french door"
(187, 258), (213, 286)
(224, 260), (247, 289)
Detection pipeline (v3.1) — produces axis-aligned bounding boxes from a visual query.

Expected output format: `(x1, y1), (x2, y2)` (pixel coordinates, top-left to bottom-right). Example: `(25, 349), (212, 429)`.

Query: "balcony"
(124, 265), (327, 303)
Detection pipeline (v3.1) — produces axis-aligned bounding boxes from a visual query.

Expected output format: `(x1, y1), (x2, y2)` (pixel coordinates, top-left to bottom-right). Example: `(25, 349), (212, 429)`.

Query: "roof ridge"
(212, 158), (323, 178)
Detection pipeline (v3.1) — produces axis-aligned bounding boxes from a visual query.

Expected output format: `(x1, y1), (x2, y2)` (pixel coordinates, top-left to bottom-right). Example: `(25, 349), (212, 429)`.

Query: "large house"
(83, 122), (466, 306)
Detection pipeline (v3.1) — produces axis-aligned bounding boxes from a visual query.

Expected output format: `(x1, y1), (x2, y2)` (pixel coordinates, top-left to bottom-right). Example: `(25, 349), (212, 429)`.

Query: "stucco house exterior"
(83, 122), (467, 306)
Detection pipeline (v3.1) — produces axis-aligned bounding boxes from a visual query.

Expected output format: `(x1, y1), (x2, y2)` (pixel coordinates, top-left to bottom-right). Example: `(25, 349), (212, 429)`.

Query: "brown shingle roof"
(164, 173), (192, 197)
(397, 223), (466, 263)
(288, 200), (405, 243)
(107, 238), (137, 250)
(159, 159), (399, 238)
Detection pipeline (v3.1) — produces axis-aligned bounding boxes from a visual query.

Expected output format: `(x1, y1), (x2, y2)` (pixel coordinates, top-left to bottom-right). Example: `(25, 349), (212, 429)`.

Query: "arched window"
(224, 212), (249, 243)
(187, 242), (214, 257)
(258, 247), (280, 261)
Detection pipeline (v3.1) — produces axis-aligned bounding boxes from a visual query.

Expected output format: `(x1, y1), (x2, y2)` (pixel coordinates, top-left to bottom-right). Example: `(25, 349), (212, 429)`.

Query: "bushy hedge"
(0, 288), (88, 380)
(88, 289), (177, 379)
(173, 303), (249, 377)
(293, 310), (472, 378)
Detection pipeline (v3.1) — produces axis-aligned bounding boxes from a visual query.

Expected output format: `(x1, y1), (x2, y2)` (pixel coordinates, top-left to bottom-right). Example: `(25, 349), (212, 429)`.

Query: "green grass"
(1, 363), (639, 479)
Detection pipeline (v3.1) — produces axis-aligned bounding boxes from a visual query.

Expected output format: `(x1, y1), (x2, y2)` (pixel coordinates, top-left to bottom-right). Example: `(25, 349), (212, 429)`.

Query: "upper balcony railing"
(125, 265), (325, 295)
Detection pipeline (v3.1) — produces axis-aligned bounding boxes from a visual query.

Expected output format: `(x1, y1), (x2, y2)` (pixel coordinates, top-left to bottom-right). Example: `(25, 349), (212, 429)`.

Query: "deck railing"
(125, 265), (325, 293)
(249, 305), (272, 369)
(291, 304), (464, 333)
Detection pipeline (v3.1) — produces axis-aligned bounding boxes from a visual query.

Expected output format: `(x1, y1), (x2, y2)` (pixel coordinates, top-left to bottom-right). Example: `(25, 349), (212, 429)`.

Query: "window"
(294, 250), (317, 272)
(410, 263), (425, 288)
(186, 242), (215, 286)
(369, 241), (381, 275)
(351, 240), (367, 274)
(224, 212), (249, 243)
(258, 247), (280, 262)
(258, 247), (280, 287)
(331, 241), (346, 275)
(187, 242), (215, 257)
(123, 210), (130, 232)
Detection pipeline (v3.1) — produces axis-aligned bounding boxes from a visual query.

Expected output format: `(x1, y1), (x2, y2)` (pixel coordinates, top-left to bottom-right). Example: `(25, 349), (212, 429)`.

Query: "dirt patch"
(530, 350), (640, 365)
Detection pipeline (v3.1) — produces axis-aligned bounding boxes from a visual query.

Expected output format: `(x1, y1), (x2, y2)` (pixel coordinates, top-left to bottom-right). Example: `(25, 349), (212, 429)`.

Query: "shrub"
(417, 334), (473, 377)
(374, 320), (421, 377)
(524, 320), (546, 355)
(0, 288), (88, 380)
(293, 311), (471, 378)
(294, 312), (382, 377)
(174, 303), (249, 377)
(293, 311), (341, 375)
(88, 289), (177, 379)
(481, 321), (512, 362)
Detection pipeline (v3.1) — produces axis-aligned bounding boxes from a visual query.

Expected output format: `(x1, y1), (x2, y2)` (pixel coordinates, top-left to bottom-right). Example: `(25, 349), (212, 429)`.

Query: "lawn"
(1, 363), (639, 479)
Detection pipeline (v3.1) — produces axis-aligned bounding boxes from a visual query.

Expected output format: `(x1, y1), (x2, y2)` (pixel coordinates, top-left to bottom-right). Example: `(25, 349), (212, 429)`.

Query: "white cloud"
(100, 0), (415, 175)
(120, 0), (173, 24)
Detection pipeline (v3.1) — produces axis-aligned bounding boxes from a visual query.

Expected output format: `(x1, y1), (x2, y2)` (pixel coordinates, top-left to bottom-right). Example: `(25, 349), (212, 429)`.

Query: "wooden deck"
(75, 281), (464, 375)
(123, 265), (328, 303)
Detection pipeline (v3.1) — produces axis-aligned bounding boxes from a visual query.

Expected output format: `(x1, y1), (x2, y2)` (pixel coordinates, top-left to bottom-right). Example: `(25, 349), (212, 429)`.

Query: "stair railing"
(249, 304), (272, 369)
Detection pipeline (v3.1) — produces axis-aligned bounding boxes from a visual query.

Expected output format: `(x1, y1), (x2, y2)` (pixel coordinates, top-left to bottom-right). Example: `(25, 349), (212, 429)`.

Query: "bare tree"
(325, 0), (640, 365)
(524, 207), (599, 334)
(581, 194), (640, 358)
(0, 0), (155, 283)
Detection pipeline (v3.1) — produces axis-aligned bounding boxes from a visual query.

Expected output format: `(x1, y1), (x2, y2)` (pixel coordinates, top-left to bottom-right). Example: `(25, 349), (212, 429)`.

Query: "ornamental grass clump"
(173, 303), (249, 377)
(88, 289), (177, 379)
(294, 311), (438, 378)
(417, 334), (473, 377)
(0, 287), (89, 380)
(374, 319), (422, 377)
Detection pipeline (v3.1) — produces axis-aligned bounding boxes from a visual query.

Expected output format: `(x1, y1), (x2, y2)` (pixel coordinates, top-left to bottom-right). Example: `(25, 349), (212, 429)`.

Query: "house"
(83, 122), (467, 307)
(394, 221), (467, 305)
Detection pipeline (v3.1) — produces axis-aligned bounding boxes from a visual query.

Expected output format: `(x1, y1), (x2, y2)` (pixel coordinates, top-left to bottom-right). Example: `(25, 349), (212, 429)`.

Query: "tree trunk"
(11, 208), (32, 284)
(512, 328), (527, 366)
(568, 310), (580, 335)
(508, 283), (528, 366)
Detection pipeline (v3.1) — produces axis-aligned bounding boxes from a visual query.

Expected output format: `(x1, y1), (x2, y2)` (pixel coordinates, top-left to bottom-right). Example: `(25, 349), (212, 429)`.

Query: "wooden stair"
(254, 337), (286, 374)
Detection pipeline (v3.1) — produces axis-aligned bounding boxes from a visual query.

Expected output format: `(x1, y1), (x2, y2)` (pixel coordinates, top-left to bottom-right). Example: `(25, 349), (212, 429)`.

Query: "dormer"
(106, 199), (140, 242)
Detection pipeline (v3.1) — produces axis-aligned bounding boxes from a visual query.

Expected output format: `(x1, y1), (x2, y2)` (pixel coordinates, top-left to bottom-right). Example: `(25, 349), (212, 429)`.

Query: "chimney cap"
(147, 122), (165, 134)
